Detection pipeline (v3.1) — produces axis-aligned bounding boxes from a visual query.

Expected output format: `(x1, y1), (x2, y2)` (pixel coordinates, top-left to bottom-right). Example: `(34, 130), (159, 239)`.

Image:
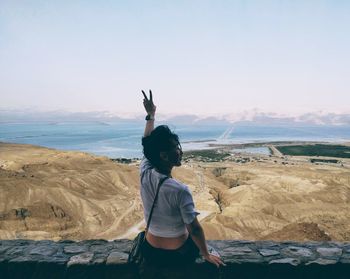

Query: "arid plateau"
(1, 142), (350, 242)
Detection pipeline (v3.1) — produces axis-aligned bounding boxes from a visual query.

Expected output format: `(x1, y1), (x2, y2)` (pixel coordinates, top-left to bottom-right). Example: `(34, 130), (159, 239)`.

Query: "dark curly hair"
(142, 125), (180, 169)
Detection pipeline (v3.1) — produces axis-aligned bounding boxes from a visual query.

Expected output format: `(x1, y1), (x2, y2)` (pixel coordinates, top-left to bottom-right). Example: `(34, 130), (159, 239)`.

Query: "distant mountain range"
(1, 109), (350, 126)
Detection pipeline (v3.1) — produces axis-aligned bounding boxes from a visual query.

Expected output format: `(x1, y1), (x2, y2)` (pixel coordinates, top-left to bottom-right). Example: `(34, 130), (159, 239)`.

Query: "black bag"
(128, 230), (146, 265)
(128, 176), (168, 265)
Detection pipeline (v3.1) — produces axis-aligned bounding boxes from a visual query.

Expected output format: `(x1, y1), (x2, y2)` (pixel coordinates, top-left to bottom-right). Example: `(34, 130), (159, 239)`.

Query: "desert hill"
(192, 161), (350, 241)
(0, 143), (141, 240)
(1, 142), (350, 242)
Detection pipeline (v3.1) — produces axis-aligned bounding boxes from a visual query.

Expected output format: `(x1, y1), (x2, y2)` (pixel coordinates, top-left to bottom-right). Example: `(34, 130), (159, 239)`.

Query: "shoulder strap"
(145, 176), (169, 233)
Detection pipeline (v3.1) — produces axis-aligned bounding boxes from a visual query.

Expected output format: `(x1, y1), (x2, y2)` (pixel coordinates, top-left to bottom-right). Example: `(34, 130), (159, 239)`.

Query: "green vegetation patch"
(276, 144), (350, 158)
(310, 158), (339, 164)
(183, 149), (230, 161)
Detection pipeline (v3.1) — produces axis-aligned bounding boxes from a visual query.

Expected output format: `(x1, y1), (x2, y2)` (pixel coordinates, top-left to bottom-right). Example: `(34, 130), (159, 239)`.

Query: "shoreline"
(2, 140), (350, 160)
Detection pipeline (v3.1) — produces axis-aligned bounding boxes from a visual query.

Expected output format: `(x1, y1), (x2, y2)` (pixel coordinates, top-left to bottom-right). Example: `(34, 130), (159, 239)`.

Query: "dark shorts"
(141, 236), (199, 267)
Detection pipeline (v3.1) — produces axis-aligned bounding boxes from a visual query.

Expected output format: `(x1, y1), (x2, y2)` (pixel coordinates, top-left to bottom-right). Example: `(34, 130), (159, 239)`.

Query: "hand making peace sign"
(142, 90), (156, 116)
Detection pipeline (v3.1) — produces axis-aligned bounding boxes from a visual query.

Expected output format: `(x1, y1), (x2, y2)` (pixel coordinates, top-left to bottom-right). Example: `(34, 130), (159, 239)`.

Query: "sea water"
(1, 122), (350, 158)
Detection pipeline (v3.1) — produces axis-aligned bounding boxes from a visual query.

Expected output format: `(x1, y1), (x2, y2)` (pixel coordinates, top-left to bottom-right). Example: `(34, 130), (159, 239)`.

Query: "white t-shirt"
(140, 158), (200, 237)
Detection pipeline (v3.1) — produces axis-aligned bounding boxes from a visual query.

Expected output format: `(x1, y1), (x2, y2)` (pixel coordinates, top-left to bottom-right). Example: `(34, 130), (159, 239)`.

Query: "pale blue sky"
(1, 0), (349, 116)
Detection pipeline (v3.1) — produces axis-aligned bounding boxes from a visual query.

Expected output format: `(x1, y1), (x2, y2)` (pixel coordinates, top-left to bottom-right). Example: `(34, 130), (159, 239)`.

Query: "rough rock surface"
(1, 239), (350, 278)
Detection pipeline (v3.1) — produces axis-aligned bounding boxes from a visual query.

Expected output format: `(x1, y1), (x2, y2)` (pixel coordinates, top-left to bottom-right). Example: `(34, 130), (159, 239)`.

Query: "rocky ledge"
(1, 239), (350, 278)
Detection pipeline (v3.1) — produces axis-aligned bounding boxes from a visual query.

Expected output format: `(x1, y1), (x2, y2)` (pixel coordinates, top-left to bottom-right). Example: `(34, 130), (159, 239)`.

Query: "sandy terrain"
(1, 142), (350, 242)
(0, 143), (142, 240)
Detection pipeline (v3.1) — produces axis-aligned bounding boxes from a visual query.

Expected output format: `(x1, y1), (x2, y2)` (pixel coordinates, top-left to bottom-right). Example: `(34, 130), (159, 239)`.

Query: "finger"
(149, 90), (153, 102)
(142, 90), (148, 101)
(208, 257), (220, 268)
(212, 257), (224, 267)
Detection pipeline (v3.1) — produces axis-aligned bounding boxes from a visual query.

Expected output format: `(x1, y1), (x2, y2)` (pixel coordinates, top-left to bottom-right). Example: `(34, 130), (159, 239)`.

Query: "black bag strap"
(145, 176), (169, 234)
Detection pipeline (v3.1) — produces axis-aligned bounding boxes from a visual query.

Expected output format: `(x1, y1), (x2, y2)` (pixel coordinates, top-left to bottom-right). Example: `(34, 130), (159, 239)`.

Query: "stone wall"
(1, 239), (350, 278)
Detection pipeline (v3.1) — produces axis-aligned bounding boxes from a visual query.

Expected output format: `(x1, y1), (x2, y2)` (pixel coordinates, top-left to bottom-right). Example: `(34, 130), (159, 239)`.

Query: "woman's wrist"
(145, 114), (155, 121)
(203, 255), (210, 260)
(200, 247), (210, 258)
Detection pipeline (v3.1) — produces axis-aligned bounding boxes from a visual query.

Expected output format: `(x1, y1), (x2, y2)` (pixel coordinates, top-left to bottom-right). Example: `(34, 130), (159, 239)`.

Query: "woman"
(140, 90), (225, 268)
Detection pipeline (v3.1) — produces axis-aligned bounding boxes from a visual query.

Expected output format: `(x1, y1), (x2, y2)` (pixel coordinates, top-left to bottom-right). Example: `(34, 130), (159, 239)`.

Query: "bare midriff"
(146, 231), (189, 250)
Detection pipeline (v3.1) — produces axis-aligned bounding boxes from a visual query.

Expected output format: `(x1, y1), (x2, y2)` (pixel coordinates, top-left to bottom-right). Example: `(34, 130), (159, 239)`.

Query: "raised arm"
(142, 90), (156, 137)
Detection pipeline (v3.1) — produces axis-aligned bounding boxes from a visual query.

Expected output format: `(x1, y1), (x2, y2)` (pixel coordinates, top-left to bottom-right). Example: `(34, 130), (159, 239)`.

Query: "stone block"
(0, 245), (10, 254)
(282, 246), (314, 258)
(64, 245), (88, 254)
(259, 249), (280, 257)
(306, 258), (338, 265)
(207, 240), (229, 250)
(106, 251), (128, 265)
(6, 246), (31, 258)
(316, 247), (342, 258)
(256, 241), (281, 248)
(223, 246), (253, 255)
(29, 245), (58, 256)
(269, 258), (300, 266)
(85, 239), (109, 246)
(111, 239), (132, 253)
(89, 243), (114, 254)
(92, 257), (106, 265)
(67, 252), (94, 267)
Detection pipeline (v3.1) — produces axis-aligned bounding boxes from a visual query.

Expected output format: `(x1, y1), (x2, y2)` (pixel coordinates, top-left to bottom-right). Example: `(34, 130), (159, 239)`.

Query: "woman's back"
(140, 158), (199, 239)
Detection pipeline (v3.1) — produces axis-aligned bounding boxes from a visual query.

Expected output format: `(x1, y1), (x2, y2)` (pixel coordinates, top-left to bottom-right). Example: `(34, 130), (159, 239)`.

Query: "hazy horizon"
(1, 1), (349, 115)
(2, 107), (350, 127)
